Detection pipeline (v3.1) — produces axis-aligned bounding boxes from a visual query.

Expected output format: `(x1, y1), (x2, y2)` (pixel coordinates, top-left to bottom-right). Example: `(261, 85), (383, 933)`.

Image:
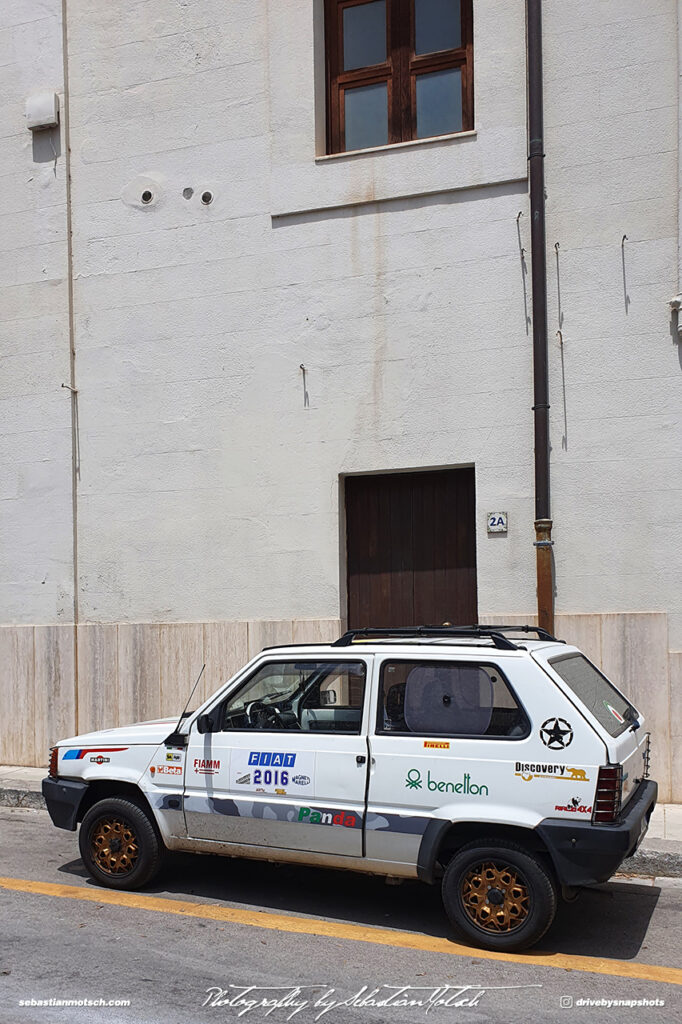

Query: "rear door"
(365, 653), (533, 869)
(183, 656), (371, 855)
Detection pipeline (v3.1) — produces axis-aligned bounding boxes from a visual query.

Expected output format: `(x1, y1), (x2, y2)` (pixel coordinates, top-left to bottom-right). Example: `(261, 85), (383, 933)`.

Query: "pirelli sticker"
(424, 741), (450, 750)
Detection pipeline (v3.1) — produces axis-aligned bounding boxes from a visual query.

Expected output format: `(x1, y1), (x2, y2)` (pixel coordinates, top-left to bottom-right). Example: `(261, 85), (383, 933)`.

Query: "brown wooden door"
(345, 468), (477, 628)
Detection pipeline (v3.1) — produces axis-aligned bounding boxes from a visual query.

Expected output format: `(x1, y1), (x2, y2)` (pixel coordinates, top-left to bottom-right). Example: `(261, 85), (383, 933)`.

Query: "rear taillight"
(592, 764), (623, 823)
(49, 747), (58, 779)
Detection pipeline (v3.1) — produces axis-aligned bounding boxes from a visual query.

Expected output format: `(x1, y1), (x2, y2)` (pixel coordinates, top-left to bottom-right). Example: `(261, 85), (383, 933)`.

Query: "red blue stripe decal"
(63, 747), (128, 760)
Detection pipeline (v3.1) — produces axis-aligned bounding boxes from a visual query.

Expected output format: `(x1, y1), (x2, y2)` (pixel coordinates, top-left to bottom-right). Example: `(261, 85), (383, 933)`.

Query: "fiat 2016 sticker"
(232, 751), (315, 795)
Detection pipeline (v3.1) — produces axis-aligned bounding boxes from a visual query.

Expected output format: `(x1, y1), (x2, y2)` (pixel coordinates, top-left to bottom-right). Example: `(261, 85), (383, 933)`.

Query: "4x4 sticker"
(405, 769), (489, 796)
(555, 797), (592, 813)
(515, 762), (590, 782)
(540, 717), (574, 749)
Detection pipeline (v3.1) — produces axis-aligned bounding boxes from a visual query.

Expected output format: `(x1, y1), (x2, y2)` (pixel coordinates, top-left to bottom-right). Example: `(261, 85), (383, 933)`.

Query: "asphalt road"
(1, 807), (680, 1024)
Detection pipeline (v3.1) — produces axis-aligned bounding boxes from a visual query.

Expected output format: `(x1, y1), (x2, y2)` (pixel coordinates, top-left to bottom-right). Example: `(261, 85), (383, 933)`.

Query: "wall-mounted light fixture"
(26, 91), (59, 131)
(669, 295), (682, 340)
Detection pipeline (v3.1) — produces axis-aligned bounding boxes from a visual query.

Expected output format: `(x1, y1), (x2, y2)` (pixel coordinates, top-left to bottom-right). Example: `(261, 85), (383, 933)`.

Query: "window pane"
(549, 654), (636, 738)
(221, 660), (366, 733)
(377, 661), (529, 737)
(344, 81), (388, 150)
(416, 67), (462, 138)
(404, 664), (493, 735)
(415, 0), (461, 55)
(343, 0), (386, 70)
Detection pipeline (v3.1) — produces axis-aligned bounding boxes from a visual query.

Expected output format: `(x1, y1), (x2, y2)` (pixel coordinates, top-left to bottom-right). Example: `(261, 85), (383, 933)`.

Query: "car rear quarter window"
(376, 660), (529, 738)
(548, 653), (636, 738)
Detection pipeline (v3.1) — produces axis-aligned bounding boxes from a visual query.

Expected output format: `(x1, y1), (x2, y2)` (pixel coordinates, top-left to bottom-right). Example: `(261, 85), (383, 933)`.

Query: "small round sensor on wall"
(141, 189), (153, 204)
(183, 187), (194, 199)
(201, 190), (213, 205)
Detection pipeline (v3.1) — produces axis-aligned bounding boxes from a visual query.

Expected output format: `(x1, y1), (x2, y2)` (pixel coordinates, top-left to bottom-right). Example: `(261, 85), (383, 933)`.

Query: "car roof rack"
(332, 624), (561, 651)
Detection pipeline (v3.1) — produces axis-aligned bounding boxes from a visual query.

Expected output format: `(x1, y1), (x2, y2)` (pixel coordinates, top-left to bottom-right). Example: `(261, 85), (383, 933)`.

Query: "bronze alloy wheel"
(91, 816), (139, 876)
(460, 860), (530, 933)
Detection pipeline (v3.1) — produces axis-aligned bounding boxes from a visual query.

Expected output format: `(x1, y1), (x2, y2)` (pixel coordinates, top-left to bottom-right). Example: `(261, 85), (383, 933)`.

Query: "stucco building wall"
(0, 1), (680, 794)
(0, 0), (74, 625)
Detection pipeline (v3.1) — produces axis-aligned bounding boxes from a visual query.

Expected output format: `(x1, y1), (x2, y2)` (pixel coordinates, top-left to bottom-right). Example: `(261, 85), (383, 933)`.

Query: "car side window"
(220, 660), (366, 733)
(376, 660), (529, 738)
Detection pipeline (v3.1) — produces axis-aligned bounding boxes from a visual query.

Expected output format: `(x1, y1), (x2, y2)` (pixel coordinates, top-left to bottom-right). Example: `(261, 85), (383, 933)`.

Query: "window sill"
(315, 130), (478, 163)
(271, 119), (527, 218)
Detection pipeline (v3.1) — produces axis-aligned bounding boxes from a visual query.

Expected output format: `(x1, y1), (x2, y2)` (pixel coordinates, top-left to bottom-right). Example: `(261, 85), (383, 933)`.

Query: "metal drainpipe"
(527, 0), (554, 633)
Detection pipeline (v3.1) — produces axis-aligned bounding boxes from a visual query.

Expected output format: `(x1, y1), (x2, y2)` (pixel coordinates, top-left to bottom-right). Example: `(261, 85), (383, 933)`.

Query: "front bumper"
(42, 777), (89, 831)
(537, 779), (658, 887)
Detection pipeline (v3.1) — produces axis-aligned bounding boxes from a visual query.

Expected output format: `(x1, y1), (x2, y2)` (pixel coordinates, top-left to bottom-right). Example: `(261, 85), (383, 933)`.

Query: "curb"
(2, 785), (681, 878)
(0, 787), (45, 811)
(620, 840), (682, 880)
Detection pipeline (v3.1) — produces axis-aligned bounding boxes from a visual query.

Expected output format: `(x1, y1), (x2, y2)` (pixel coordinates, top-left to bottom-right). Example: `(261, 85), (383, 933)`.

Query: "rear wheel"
(79, 796), (163, 890)
(441, 839), (557, 952)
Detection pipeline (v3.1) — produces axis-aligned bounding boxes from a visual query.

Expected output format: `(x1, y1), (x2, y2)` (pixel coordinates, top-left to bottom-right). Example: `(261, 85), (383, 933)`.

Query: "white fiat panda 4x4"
(43, 625), (656, 952)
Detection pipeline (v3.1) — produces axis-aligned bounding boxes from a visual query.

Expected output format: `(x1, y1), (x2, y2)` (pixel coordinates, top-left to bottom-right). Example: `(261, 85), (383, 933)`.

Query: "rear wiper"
(623, 706), (640, 731)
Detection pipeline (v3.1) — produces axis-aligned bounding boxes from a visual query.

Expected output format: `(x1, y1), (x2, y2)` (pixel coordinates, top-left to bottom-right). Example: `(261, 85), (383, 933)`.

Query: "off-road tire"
(441, 839), (557, 952)
(79, 796), (164, 891)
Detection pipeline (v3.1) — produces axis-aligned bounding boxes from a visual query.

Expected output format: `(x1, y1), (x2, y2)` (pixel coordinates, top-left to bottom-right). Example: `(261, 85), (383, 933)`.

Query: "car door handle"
(356, 755), (366, 765)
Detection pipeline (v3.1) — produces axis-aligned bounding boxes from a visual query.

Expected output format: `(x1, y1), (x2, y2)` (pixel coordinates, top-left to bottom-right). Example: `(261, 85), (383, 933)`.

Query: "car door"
(365, 654), (533, 868)
(183, 655), (372, 856)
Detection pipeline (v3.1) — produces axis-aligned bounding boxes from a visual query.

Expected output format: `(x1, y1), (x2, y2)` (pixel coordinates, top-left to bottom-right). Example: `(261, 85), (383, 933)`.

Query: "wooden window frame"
(325, 0), (474, 154)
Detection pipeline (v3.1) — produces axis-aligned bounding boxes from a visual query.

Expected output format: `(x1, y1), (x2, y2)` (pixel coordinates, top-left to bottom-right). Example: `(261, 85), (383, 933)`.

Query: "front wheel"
(79, 796), (163, 890)
(441, 840), (557, 952)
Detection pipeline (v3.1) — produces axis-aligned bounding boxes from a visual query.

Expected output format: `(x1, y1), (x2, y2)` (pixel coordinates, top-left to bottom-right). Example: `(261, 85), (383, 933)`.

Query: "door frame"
(340, 464), (478, 628)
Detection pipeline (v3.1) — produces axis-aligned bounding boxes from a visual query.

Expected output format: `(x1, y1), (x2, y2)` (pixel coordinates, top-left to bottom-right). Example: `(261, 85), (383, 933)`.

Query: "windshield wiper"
(623, 705), (640, 731)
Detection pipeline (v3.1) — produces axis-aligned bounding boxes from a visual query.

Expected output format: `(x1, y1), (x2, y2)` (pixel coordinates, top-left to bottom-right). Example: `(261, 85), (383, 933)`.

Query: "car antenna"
(164, 664), (206, 747)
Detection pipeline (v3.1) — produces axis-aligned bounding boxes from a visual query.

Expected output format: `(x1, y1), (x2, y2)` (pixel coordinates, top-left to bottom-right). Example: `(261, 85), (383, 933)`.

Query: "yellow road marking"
(1, 875), (680, 986)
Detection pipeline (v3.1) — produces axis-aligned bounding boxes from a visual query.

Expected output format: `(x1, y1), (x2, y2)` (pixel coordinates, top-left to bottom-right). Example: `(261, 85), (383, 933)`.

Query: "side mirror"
(197, 712), (216, 734)
(320, 689), (337, 706)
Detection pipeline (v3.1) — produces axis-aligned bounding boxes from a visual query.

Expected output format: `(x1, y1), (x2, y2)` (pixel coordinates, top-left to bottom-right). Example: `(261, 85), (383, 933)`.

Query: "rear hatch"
(535, 649), (650, 809)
